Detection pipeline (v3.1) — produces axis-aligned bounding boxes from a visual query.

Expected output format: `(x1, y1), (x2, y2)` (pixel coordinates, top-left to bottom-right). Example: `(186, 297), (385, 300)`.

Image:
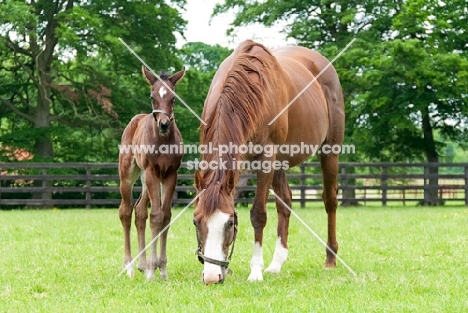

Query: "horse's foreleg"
(158, 171), (177, 280)
(265, 169), (291, 274)
(134, 172), (150, 273)
(248, 166), (274, 282)
(320, 154), (339, 268)
(146, 168), (162, 280)
(118, 158), (139, 277)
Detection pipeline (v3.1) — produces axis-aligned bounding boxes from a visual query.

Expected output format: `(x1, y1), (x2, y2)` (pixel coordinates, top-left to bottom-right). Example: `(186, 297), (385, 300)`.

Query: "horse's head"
(142, 66), (185, 135)
(193, 170), (238, 285)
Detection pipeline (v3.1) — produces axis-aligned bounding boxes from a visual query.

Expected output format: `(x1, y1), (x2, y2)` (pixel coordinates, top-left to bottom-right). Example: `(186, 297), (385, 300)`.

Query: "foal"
(119, 66), (185, 280)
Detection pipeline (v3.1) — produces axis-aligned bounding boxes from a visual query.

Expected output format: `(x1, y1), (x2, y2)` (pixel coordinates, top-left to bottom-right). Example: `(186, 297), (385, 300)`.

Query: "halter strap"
(152, 109), (173, 121)
(196, 211), (238, 268)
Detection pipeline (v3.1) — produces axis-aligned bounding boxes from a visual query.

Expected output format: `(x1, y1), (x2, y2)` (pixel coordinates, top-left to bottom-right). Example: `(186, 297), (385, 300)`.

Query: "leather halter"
(152, 109), (173, 121)
(196, 211), (238, 268)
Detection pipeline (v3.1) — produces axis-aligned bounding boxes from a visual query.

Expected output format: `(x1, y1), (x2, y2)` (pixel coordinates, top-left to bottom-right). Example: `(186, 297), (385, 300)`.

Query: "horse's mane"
(199, 41), (277, 214)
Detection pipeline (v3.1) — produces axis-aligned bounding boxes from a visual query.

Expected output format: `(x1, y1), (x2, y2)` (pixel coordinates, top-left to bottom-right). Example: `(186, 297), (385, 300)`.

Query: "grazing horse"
(193, 40), (344, 284)
(119, 66), (185, 280)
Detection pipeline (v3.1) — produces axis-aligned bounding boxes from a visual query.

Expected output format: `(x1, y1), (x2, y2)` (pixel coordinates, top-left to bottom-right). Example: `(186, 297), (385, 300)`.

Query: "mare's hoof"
(324, 262), (337, 269)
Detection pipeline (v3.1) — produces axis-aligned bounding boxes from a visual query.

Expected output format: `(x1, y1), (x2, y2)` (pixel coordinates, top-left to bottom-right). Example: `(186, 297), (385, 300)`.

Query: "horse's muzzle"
(158, 120), (171, 134)
(152, 110), (173, 135)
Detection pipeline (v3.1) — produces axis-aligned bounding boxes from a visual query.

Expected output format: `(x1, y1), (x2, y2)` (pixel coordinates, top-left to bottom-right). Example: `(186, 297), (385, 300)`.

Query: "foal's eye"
(171, 97), (175, 104)
(226, 221), (234, 229)
(150, 95), (154, 101)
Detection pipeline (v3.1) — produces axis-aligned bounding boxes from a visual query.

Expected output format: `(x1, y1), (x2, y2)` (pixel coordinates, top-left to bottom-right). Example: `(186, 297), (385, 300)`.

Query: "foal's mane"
(199, 41), (277, 214)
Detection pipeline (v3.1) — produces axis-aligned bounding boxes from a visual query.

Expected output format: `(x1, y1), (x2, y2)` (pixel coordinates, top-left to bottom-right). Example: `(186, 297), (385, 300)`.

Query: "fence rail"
(1, 162), (468, 208)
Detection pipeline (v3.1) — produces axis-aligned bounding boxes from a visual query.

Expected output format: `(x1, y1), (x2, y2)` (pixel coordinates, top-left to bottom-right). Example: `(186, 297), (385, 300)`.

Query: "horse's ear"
(224, 169), (237, 195)
(142, 66), (157, 85)
(169, 67), (185, 86)
(194, 170), (204, 191)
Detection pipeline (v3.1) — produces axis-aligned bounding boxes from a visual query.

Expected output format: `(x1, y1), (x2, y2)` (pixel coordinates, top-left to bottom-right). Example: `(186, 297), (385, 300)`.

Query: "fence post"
(85, 166), (91, 209)
(464, 165), (468, 206)
(42, 167), (47, 209)
(172, 187), (178, 207)
(381, 165), (387, 206)
(423, 164), (429, 206)
(300, 164), (306, 208)
(341, 165), (347, 205)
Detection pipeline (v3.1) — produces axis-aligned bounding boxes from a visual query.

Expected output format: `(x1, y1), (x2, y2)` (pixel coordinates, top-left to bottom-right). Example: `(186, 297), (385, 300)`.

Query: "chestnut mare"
(193, 40), (344, 284)
(119, 66), (185, 280)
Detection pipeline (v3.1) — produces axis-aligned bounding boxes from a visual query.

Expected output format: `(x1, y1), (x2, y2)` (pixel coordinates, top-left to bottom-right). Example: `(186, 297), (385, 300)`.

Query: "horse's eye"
(150, 95), (154, 101)
(171, 97), (175, 104)
(193, 219), (197, 226)
(227, 221), (234, 229)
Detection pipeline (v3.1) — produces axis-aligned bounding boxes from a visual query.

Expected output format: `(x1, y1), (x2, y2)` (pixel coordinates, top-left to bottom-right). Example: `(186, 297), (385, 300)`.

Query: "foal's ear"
(169, 67), (186, 86)
(142, 66), (157, 85)
(224, 169), (237, 195)
(194, 170), (204, 191)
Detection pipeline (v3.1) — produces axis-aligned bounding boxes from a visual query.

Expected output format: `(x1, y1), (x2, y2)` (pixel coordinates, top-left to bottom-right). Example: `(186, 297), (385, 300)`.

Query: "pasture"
(1, 204), (467, 312)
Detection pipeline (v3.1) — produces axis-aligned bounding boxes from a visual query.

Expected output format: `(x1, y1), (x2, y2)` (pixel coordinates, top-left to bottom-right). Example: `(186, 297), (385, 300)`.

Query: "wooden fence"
(1, 162), (468, 208)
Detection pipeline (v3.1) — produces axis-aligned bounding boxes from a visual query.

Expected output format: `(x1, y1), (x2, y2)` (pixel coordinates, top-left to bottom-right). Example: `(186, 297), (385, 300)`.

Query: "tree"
(0, 0), (186, 162)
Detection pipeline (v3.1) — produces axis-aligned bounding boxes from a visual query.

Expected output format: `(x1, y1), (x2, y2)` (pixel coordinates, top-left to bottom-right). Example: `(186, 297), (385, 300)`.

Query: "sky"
(177, 0), (296, 49)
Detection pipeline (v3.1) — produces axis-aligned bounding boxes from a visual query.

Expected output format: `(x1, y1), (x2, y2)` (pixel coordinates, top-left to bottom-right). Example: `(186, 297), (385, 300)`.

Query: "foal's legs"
(319, 154), (339, 268)
(134, 172), (150, 273)
(144, 167), (161, 280)
(265, 169), (291, 273)
(118, 159), (140, 277)
(157, 171), (177, 280)
(248, 164), (275, 282)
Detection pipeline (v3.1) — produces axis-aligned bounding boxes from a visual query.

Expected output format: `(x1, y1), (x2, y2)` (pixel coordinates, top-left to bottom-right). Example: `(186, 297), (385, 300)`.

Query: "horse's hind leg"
(118, 158), (140, 277)
(320, 154), (339, 268)
(157, 171), (177, 280)
(265, 169), (291, 274)
(134, 172), (150, 273)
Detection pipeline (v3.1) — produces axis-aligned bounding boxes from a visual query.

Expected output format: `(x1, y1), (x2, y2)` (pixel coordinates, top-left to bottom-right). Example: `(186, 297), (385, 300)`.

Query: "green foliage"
(0, 0), (187, 162)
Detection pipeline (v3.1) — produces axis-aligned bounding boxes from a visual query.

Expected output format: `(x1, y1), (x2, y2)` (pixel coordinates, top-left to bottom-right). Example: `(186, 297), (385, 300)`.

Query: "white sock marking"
(248, 241), (264, 282)
(265, 237), (288, 273)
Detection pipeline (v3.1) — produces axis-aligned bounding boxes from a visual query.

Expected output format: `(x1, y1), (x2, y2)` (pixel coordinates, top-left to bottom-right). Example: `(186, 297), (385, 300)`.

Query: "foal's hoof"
(324, 261), (337, 269)
(123, 263), (135, 278)
(145, 270), (156, 280)
(126, 269), (135, 278)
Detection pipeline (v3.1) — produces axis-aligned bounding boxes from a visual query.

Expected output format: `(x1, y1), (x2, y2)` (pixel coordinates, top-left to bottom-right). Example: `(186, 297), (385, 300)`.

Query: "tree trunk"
(30, 16), (58, 205)
(421, 108), (441, 206)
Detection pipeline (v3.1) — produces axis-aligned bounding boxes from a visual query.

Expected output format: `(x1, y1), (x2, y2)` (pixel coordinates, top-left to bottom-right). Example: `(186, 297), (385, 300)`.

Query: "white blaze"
(203, 210), (230, 283)
(159, 86), (167, 98)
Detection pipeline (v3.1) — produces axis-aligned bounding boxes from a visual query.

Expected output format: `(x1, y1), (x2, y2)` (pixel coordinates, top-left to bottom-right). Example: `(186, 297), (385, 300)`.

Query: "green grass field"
(1, 204), (467, 312)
